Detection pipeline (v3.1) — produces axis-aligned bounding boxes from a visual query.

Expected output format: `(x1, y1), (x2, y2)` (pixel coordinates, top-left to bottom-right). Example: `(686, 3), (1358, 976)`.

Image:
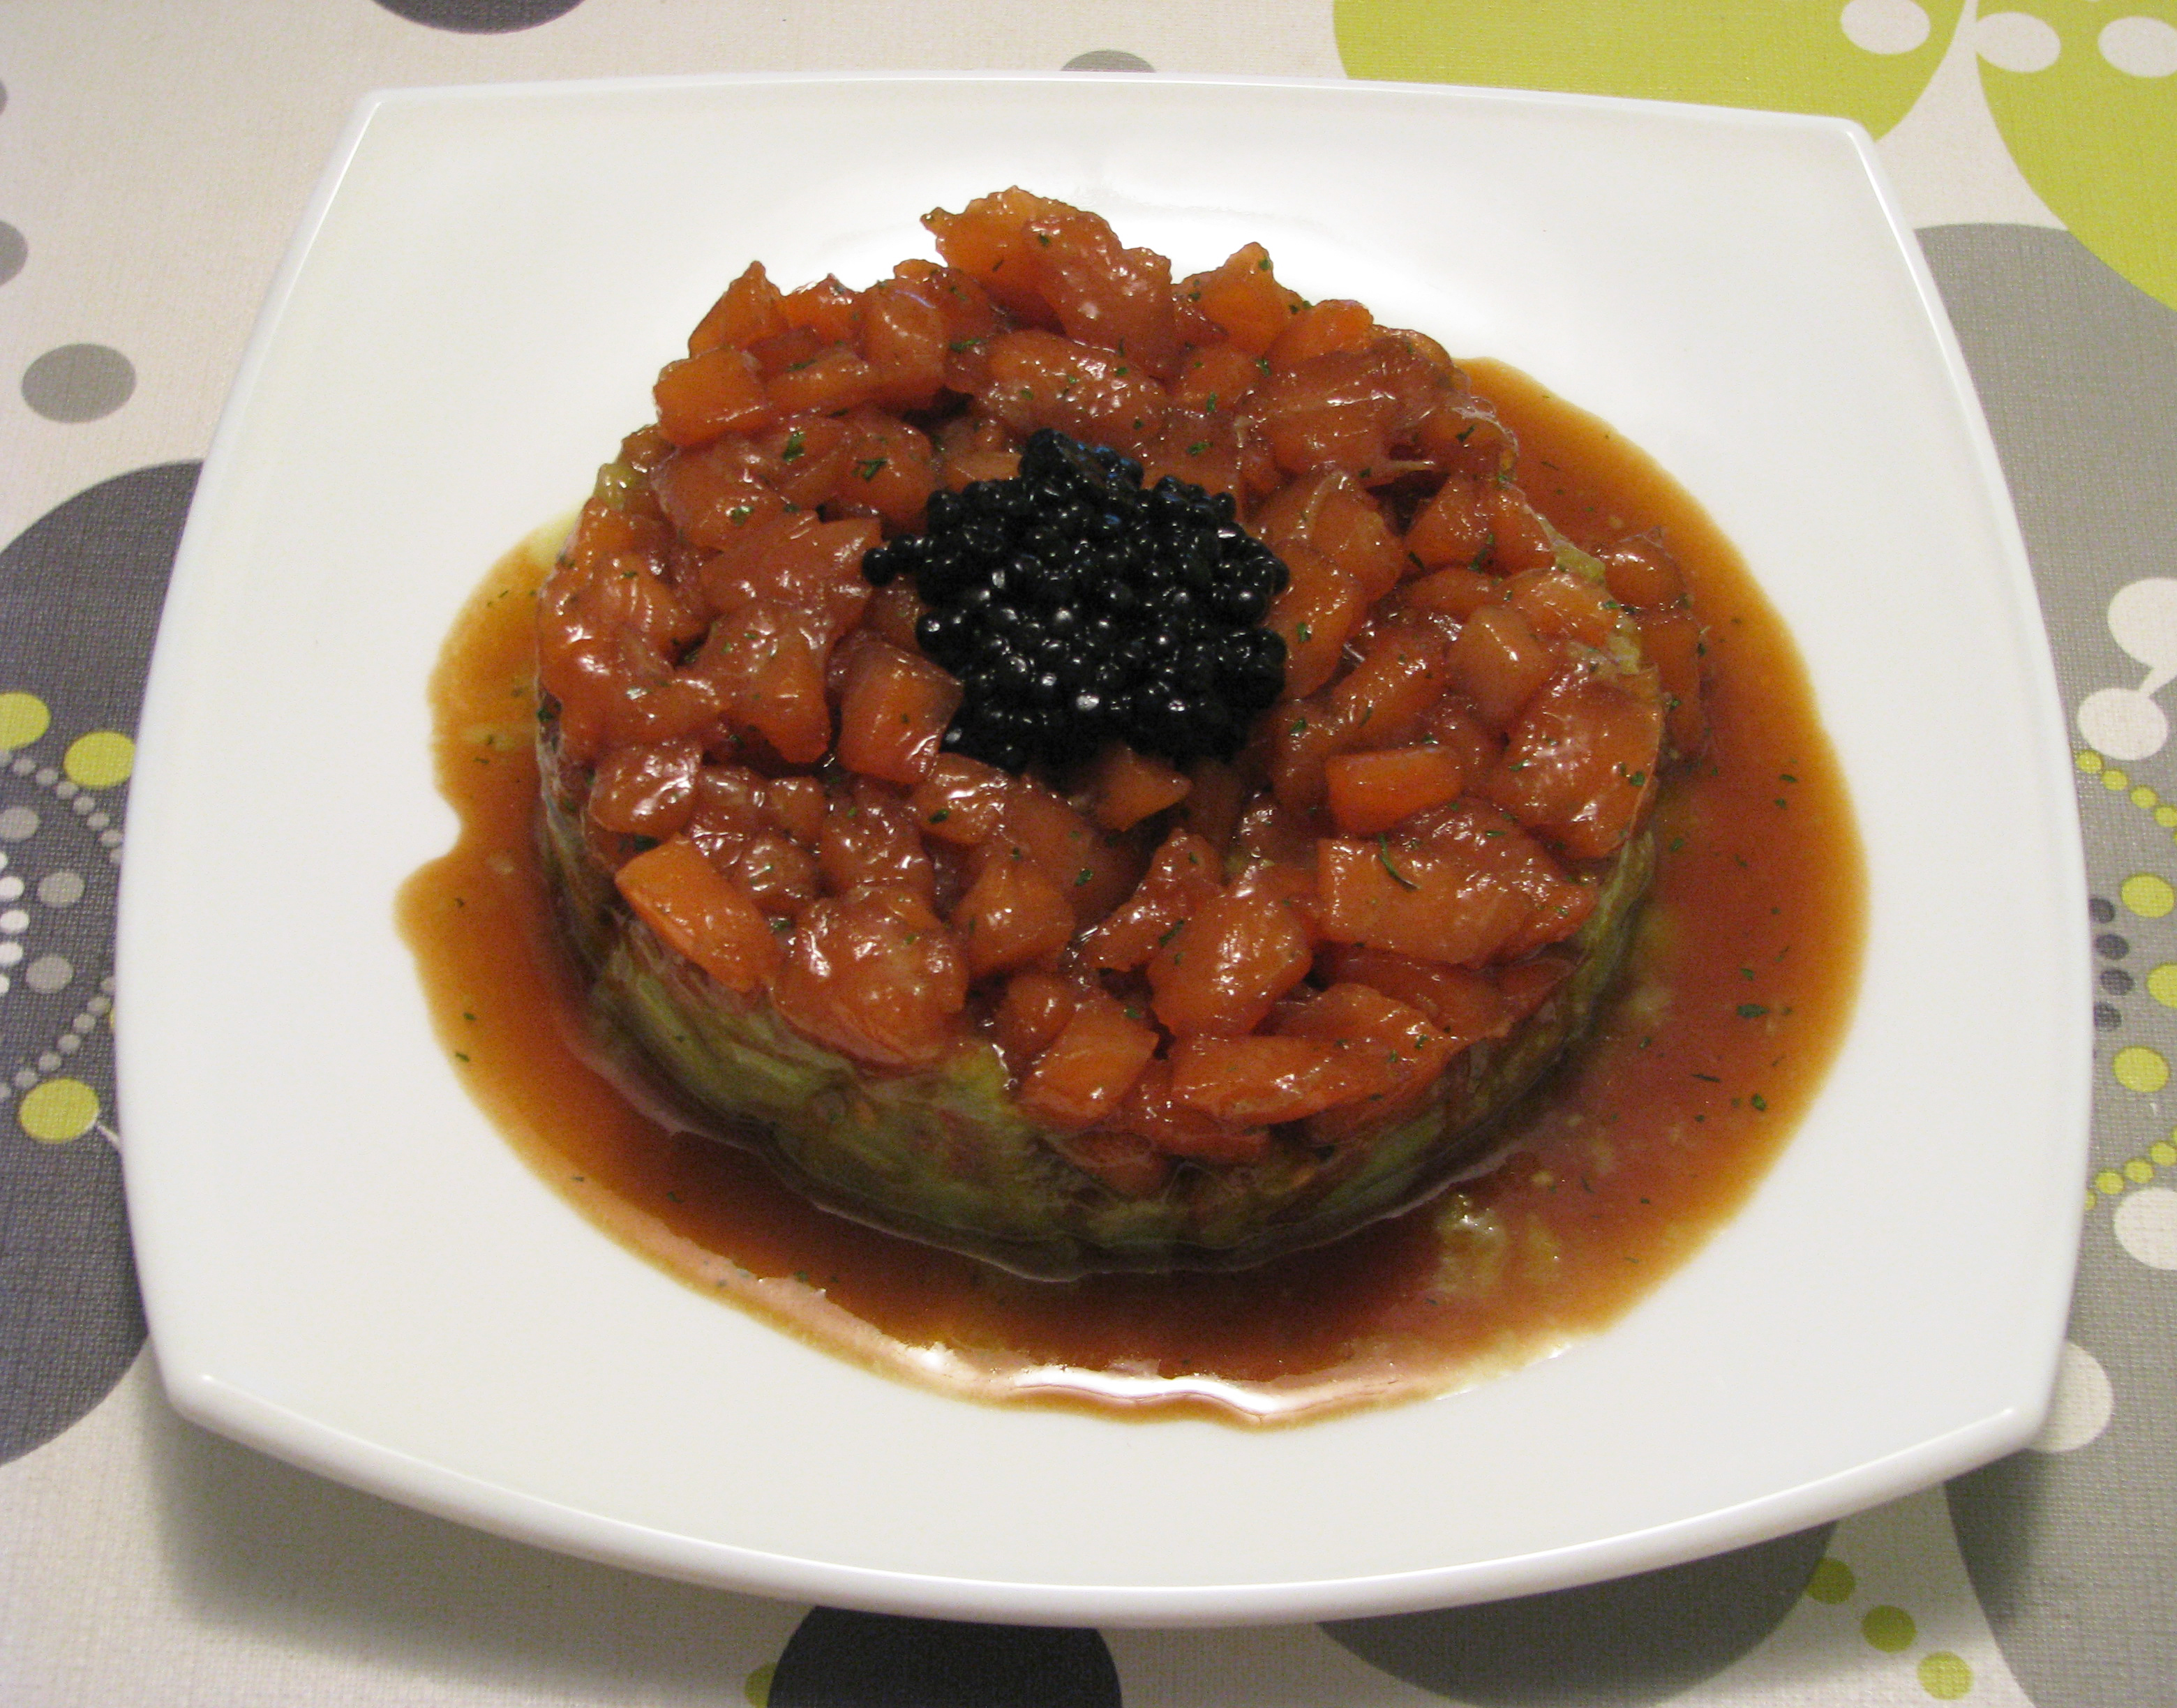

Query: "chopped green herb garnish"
(1376, 834), (1420, 892)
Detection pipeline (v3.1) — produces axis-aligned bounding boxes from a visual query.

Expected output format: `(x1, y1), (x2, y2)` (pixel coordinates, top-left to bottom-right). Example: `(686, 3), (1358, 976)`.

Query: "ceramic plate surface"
(119, 73), (2088, 1625)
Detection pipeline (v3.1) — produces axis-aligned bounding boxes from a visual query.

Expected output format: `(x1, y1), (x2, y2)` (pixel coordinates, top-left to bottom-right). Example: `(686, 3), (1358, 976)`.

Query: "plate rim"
(117, 68), (2090, 1625)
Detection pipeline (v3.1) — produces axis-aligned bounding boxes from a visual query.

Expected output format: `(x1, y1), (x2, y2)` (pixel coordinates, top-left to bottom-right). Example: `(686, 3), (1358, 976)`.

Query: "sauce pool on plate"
(399, 359), (1863, 1427)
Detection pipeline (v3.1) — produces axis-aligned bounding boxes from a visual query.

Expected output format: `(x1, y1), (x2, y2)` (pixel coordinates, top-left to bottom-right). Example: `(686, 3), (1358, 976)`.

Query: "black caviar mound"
(860, 429), (1289, 774)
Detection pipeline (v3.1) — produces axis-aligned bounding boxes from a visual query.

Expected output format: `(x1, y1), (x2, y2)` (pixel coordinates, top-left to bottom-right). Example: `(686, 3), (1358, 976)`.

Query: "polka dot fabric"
(0, 5), (2171, 1705)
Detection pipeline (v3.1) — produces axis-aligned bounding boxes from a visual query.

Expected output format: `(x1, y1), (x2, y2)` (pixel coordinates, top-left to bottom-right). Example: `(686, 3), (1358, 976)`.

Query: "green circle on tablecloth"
(1333, 0), (1961, 135)
(0, 690), (50, 749)
(1979, 0), (2177, 310)
(17, 1078), (99, 1143)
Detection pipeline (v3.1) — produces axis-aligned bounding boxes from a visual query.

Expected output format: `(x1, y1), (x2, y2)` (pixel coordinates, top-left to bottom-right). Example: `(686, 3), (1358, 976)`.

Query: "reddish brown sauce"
(398, 363), (1862, 1425)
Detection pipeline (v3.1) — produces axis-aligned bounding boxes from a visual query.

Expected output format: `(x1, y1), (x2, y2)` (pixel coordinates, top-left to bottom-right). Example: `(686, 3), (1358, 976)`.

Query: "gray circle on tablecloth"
(1322, 1525), (1834, 1705)
(768, 1610), (1120, 1707)
(1921, 222), (2177, 1706)
(0, 223), (26, 287)
(0, 460), (195, 1464)
(1065, 50), (1156, 73)
(22, 343), (135, 424)
(371, 0), (585, 30)
(1921, 225), (2177, 721)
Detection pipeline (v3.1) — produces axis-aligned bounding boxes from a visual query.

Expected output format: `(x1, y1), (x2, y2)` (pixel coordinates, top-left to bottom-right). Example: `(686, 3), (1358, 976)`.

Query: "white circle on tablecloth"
(2101, 15), (2177, 77)
(2079, 687), (2168, 760)
(2109, 579), (2177, 667)
(1841, 0), (1931, 55)
(2029, 1341), (2114, 1453)
(2113, 1185), (2177, 1268)
(1978, 10), (2063, 72)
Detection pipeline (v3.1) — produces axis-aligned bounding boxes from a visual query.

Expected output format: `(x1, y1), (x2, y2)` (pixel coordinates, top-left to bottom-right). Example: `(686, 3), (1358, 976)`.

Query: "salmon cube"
(1023, 204), (1181, 378)
(1508, 567), (1624, 649)
(1402, 562), (1504, 619)
(1019, 991), (1160, 1129)
(694, 601), (834, 764)
(1635, 609), (1707, 753)
(765, 345), (881, 417)
(1599, 534), (1689, 610)
(1270, 544), (1366, 699)
(1003, 784), (1140, 922)
(771, 883), (966, 1069)
(614, 837), (781, 995)
(1079, 827), (1222, 972)
(816, 779), (936, 902)
(1267, 299), (1377, 369)
(1488, 486), (1559, 574)
(951, 843), (1077, 978)
(1147, 883), (1313, 1036)
(653, 346), (772, 448)
(1084, 744), (1192, 832)
(1315, 838), (1529, 966)
(1318, 944), (1513, 1047)
(908, 754), (1016, 847)
(587, 737), (703, 840)
(1308, 478), (1408, 603)
(696, 512), (876, 645)
(1481, 669), (1663, 859)
(994, 970), (1079, 1062)
(777, 275), (861, 343)
(859, 277), (950, 410)
(1167, 1034), (1377, 1125)
(687, 260), (788, 355)
(1170, 340), (1266, 414)
(1332, 624), (1456, 746)
(1112, 1059), (1270, 1164)
(835, 638), (962, 787)
(1405, 470), (1494, 570)
(1253, 350), (1398, 475)
(1445, 603), (1559, 731)
(1324, 746), (1467, 837)
(1277, 982), (1456, 1140)
(1179, 243), (1304, 357)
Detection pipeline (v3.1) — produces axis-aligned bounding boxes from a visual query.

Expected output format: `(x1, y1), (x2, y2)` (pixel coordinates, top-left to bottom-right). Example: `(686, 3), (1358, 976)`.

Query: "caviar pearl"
(861, 428), (1290, 772)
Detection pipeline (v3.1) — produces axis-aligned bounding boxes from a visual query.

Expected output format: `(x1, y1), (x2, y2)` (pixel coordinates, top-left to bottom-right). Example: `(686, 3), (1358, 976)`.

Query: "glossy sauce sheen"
(400, 363), (1863, 1425)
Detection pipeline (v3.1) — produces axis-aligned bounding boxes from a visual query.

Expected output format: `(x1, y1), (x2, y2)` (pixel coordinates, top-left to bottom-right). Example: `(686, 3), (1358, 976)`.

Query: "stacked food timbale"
(536, 190), (1703, 1278)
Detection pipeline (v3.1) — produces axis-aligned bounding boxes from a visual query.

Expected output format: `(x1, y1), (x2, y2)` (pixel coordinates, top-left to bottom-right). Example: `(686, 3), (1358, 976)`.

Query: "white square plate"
(119, 73), (2088, 1625)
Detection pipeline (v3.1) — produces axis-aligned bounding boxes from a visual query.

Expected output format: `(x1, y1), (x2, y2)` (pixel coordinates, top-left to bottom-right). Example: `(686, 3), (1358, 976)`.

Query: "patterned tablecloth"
(3, 3), (2172, 1703)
